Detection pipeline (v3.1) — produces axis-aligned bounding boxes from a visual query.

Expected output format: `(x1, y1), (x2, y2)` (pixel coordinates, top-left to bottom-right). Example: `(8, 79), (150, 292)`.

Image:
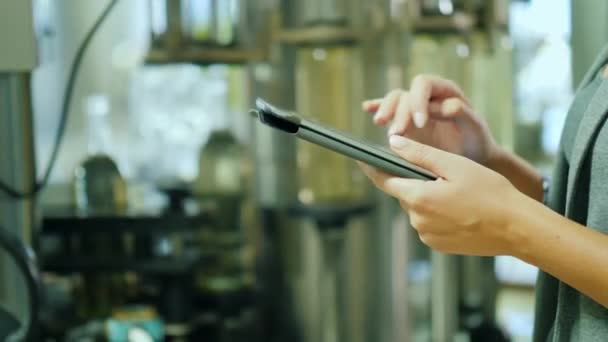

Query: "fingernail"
(413, 112), (426, 128)
(389, 135), (409, 149)
(387, 125), (398, 136)
(373, 111), (382, 122)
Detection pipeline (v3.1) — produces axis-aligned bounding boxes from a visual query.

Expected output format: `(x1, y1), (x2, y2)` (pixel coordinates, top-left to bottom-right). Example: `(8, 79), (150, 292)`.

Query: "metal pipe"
(461, 255), (483, 309)
(431, 251), (459, 342)
(319, 229), (345, 342)
(164, 0), (183, 49)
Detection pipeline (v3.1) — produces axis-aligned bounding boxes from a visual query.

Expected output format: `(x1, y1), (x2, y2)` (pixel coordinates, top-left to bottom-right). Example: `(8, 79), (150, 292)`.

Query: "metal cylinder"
(318, 228), (346, 342)
(0, 72), (37, 327)
(280, 214), (372, 342)
(251, 60), (298, 208)
(251, 1), (427, 341)
(295, 46), (367, 204)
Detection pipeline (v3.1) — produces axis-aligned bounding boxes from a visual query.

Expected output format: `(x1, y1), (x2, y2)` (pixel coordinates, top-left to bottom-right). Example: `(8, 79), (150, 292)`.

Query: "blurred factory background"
(0, 0), (604, 341)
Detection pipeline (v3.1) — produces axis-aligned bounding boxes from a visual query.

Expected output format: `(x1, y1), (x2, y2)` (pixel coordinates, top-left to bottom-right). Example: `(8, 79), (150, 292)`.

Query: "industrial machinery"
(0, 227), (40, 341)
(253, 1), (512, 341)
(0, 0), (40, 340)
(0, 0), (519, 341)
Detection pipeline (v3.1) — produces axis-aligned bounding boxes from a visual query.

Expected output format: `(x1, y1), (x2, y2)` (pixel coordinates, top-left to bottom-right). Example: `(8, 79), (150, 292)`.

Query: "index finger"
(362, 99), (382, 113)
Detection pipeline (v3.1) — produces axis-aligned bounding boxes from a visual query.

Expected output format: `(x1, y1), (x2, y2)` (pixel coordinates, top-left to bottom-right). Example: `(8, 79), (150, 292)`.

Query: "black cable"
(0, 0), (119, 199)
(0, 181), (36, 199)
(0, 225), (41, 342)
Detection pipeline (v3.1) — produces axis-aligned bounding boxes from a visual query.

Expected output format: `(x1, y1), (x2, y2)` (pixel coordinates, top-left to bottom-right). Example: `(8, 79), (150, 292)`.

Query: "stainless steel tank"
(295, 46), (367, 204)
(408, 30), (513, 341)
(249, 0), (408, 341)
(279, 44), (371, 342)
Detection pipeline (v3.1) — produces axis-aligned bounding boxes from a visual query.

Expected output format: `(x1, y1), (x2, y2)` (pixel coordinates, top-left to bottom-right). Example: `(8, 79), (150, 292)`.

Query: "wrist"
(486, 144), (509, 171)
(501, 190), (539, 260)
(486, 145), (545, 202)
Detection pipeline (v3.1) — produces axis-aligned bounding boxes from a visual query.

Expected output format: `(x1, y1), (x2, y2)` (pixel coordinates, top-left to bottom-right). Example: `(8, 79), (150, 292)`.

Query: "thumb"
(389, 135), (458, 177)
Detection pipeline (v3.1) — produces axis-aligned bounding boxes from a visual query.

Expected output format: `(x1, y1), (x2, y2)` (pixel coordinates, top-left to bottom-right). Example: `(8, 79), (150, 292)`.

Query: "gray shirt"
(533, 48), (608, 341)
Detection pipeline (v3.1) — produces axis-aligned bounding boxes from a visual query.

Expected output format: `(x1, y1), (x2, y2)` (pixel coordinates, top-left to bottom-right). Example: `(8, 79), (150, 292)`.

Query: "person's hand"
(362, 74), (499, 166)
(359, 135), (524, 256)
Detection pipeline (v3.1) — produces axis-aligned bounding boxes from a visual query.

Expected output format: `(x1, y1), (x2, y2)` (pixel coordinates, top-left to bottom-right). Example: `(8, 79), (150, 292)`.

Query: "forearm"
(488, 147), (544, 201)
(508, 193), (608, 308)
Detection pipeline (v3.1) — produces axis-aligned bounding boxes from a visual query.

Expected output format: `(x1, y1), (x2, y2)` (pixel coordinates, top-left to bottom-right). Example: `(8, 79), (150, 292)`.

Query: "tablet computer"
(251, 98), (437, 181)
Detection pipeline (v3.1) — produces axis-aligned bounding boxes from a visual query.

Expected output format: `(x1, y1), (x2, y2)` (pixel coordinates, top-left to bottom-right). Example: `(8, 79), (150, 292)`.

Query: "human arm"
(511, 189), (608, 307)
(359, 135), (608, 308)
(486, 147), (545, 202)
